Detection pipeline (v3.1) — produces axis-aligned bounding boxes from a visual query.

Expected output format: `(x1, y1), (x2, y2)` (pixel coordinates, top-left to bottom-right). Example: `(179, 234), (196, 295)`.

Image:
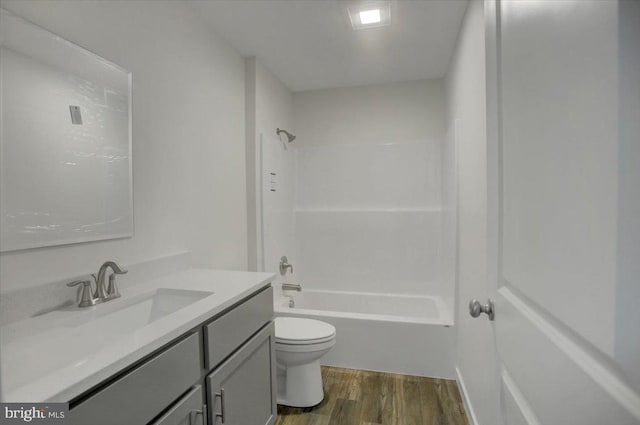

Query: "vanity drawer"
(70, 332), (201, 425)
(151, 385), (205, 425)
(205, 286), (273, 370)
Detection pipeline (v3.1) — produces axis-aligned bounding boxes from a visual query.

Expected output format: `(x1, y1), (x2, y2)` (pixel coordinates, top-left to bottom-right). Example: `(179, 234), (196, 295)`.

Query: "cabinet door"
(206, 322), (276, 425)
(151, 385), (205, 425)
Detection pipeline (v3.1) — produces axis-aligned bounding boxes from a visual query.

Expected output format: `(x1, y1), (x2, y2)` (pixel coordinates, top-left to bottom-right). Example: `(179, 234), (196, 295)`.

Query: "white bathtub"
(274, 288), (455, 378)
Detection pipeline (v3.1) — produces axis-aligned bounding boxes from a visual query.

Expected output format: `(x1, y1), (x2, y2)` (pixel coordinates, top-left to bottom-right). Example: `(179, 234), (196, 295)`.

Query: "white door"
(481, 1), (640, 424)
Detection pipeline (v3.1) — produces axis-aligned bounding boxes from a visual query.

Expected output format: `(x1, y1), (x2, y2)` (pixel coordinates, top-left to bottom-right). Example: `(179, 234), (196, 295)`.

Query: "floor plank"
(417, 375), (444, 425)
(275, 366), (469, 425)
(331, 399), (362, 425)
(359, 370), (393, 424)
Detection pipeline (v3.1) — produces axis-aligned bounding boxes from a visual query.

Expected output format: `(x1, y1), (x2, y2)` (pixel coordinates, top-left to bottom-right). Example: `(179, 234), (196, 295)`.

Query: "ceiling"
(190, 0), (468, 92)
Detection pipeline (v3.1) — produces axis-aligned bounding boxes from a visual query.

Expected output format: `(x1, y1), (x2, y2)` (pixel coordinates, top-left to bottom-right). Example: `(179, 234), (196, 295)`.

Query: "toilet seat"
(275, 338), (336, 353)
(275, 317), (336, 345)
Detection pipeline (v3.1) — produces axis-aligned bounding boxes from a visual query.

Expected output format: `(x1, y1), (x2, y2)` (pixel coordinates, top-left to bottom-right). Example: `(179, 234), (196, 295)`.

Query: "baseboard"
(456, 367), (479, 425)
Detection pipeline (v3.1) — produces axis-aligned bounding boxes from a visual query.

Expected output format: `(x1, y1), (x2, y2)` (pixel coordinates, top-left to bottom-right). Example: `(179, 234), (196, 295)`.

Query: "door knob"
(469, 299), (495, 320)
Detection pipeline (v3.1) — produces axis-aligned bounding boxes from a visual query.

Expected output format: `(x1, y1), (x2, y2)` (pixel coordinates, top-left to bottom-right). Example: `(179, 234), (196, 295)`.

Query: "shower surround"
(259, 78), (456, 377)
(292, 80), (454, 308)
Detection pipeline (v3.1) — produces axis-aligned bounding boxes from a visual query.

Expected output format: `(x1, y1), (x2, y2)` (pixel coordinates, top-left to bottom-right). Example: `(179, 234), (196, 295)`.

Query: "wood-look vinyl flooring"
(275, 366), (469, 425)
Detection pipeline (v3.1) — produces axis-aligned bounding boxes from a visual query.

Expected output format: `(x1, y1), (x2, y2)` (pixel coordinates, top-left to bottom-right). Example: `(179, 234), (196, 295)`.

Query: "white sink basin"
(79, 288), (214, 336)
(1, 288), (213, 393)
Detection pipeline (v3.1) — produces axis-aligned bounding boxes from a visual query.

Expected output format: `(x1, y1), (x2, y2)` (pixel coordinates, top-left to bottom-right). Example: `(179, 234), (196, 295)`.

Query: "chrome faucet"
(281, 283), (300, 308)
(93, 261), (128, 301)
(67, 261), (128, 308)
(282, 283), (302, 292)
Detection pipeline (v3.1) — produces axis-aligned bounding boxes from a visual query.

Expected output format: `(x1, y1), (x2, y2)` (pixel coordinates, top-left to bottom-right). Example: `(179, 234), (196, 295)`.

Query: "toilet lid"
(275, 317), (336, 345)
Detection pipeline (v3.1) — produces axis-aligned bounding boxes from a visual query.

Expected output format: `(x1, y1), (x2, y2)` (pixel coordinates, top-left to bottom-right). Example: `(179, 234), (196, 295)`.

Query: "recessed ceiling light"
(348, 2), (391, 30)
(359, 9), (381, 25)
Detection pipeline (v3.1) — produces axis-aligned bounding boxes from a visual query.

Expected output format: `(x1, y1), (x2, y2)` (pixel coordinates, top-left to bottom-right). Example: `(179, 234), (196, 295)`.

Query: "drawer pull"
(214, 388), (226, 423)
(189, 404), (206, 425)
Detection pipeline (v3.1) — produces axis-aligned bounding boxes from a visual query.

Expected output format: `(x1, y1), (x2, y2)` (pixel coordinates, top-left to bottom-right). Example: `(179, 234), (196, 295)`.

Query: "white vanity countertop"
(0, 269), (276, 403)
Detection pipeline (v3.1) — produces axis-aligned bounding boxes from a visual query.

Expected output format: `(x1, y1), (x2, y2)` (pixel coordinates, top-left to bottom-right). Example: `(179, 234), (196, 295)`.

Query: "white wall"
(245, 58), (296, 285)
(0, 0), (247, 292)
(294, 80), (444, 148)
(445, 1), (495, 424)
(293, 80), (450, 301)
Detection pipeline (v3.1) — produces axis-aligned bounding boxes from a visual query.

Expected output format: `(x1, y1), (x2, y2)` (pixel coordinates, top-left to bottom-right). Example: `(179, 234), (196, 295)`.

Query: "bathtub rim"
(275, 288), (453, 326)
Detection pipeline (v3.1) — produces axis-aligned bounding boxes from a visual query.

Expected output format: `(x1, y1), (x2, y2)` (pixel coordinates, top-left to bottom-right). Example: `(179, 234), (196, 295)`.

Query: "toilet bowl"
(274, 317), (336, 407)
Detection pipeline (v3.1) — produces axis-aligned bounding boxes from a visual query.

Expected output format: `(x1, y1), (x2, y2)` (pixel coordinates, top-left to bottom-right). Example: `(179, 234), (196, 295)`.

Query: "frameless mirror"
(0, 9), (133, 252)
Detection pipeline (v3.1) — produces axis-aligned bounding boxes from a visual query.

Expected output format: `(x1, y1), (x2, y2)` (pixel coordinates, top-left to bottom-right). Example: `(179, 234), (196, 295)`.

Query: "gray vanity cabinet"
(67, 285), (275, 425)
(206, 322), (277, 425)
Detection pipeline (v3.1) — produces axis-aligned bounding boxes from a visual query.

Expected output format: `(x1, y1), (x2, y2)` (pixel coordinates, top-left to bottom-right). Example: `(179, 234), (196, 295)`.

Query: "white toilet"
(274, 317), (336, 407)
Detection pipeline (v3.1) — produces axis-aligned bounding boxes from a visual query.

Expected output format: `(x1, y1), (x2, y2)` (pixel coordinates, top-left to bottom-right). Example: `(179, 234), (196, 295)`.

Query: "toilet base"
(276, 360), (325, 407)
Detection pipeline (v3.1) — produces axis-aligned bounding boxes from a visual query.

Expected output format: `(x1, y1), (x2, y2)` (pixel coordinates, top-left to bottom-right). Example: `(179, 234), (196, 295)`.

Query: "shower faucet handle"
(279, 256), (293, 276)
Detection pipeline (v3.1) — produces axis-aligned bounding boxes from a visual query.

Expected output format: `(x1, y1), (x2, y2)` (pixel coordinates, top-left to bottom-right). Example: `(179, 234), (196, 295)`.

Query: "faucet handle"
(279, 256), (293, 276)
(66, 280), (89, 287)
(67, 280), (98, 308)
(106, 273), (121, 300)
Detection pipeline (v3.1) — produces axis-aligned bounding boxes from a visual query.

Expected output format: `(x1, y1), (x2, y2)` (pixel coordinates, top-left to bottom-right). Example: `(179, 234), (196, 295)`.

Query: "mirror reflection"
(0, 9), (132, 252)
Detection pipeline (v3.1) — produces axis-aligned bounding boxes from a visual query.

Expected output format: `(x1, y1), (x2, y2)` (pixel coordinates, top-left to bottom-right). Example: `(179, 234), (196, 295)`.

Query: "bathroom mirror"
(0, 9), (133, 252)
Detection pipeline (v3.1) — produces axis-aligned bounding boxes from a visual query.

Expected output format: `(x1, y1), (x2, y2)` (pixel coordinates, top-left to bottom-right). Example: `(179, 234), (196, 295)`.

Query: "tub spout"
(282, 283), (302, 292)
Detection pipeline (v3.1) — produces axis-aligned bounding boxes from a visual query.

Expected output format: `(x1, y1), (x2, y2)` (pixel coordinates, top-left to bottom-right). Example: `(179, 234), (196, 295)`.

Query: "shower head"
(276, 128), (296, 143)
